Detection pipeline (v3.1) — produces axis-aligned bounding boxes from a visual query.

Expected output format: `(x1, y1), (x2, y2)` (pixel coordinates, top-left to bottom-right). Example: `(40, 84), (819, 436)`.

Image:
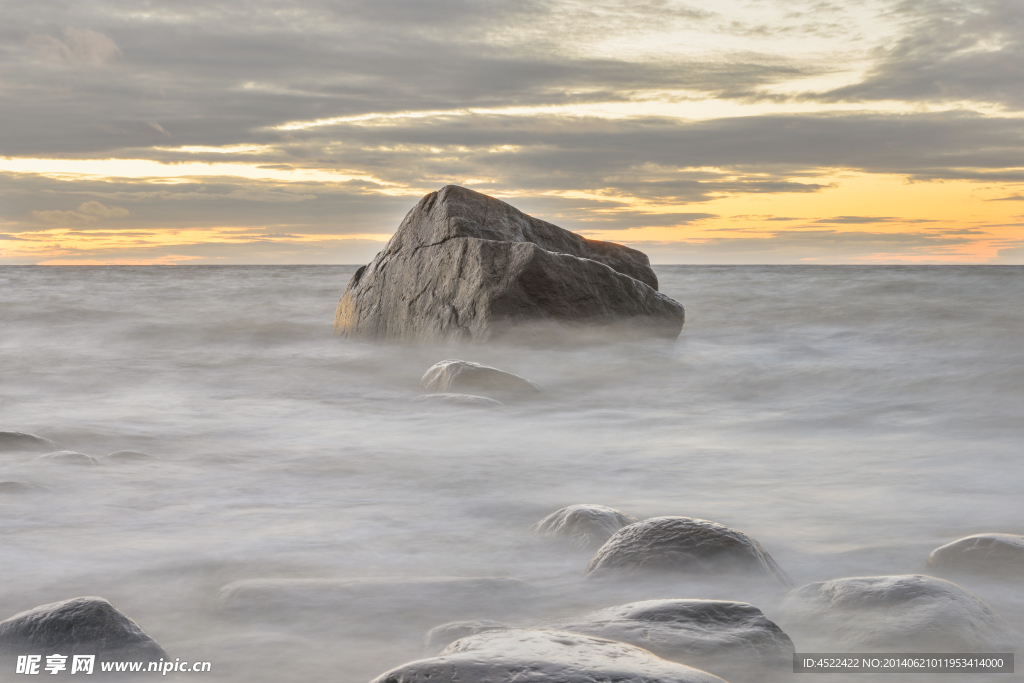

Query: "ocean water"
(0, 264), (1022, 681)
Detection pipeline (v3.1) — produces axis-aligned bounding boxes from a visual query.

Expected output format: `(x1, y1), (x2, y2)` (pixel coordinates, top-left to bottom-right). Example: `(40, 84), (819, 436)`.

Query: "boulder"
(414, 393), (504, 408)
(370, 628), (726, 683)
(421, 360), (541, 399)
(219, 577), (533, 627)
(928, 533), (1024, 575)
(532, 504), (639, 550)
(424, 620), (507, 655)
(780, 574), (1020, 651)
(34, 451), (100, 466)
(546, 599), (793, 671)
(107, 450), (160, 462)
(0, 431), (58, 452)
(586, 517), (791, 587)
(0, 597), (166, 661)
(334, 185), (684, 342)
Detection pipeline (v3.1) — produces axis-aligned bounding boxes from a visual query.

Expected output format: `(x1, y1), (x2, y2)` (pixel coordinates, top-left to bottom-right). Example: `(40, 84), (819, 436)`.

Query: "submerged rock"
(220, 577), (533, 627)
(424, 620), (508, 655)
(107, 450), (160, 462)
(0, 431), (59, 452)
(34, 451), (101, 466)
(532, 504), (639, 550)
(371, 628), (726, 683)
(928, 533), (1024, 575)
(334, 185), (684, 343)
(421, 360), (541, 399)
(586, 517), (791, 587)
(414, 393), (504, 409)
(781, 574), (1020, 651)
(0, 481), (46, 494)
(546, 599), (793, 670)
(0, 597), (166, 661)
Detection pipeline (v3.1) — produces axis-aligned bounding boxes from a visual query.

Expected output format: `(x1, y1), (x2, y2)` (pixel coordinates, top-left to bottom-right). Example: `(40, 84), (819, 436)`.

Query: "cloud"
(27, 27), (122, 66)
(29, 201), (131, 224)
(813, 0), (1024, 108)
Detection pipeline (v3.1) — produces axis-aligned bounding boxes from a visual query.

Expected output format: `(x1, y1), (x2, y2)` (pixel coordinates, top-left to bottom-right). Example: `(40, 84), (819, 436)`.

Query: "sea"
(0, 264), (1022, 682)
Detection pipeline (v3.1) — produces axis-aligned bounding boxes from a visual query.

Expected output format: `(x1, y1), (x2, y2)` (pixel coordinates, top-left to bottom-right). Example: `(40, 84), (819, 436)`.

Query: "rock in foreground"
(371, 628), (726, 683)
(334, 186), (684, 342)
(0, 432), (59, 452)
(532, 504), (639, 550)
(421, 360), (541, 399)
(0, 597), (166, 660)
(586, 517), (791, 587)
(781, 574), (1020, 651)
(928, 533), (1024, 575)
(547, 599), (793, 670)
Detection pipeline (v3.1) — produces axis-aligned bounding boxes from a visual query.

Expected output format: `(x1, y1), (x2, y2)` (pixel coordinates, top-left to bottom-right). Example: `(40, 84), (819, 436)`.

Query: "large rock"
(780, 574), (1020, 651)
(546, 599), (793, 670)
(0, 431), (58, 452)
(928, 533), (1024, 575)
(421, 359), (541, 399)
(532, 504), (639, 550)
(371, 628), (726, 683)
(0, 597), (166, 661)
(585, 517), (791, 587)
(334, 186), (684, 342)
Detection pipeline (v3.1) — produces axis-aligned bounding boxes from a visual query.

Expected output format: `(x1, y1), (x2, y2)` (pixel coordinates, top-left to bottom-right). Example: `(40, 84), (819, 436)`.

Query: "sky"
(1, 0), (1022, 265)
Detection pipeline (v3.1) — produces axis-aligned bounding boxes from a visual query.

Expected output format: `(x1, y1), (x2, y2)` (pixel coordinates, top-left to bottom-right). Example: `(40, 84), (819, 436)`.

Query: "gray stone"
(0, 597), (166, 661)
(532, 504), (639, 550)
(421, 360), (541, 399)
(334, 186), (684, 343)
(370, 628), (726, 683)
(424, 620), (507, 655)
(0, 432), (59, 452)
(586, 517), (791, 587)
(34, 451), (101, 466)
(107, 450), (160, 462)
(780, 574), (1021, 651)
(928, 533), (1024, 575)
(546, 599), (793, 671)
(414, 393), (504, 408)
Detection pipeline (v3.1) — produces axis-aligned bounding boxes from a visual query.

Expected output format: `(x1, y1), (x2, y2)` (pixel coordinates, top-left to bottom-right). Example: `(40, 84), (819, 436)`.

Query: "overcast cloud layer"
(1, 0), (1022, 263)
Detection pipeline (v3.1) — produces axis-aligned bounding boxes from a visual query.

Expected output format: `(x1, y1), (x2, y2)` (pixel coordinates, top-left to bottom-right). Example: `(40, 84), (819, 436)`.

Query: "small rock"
(421, 360), (541, 399)
(0, 597), (166, 661)
(780, 574), (1021, 651)
(546, 599), (793, 672)
(0, 432), (59, 452)
(532, 504), (639, 550)
(107, 450), (160, 462)
(928, 533), (1024, 575)
(34, 451), (101, 466)
(370, 628), (726, 683)
(424, 620), (508, 655)
(414, 393), (504, 408)
(586, 517), (791, 587)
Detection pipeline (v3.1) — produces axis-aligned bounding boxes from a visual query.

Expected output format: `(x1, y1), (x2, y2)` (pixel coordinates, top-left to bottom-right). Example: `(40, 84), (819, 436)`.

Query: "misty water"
(1, 264), (1022, 682)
